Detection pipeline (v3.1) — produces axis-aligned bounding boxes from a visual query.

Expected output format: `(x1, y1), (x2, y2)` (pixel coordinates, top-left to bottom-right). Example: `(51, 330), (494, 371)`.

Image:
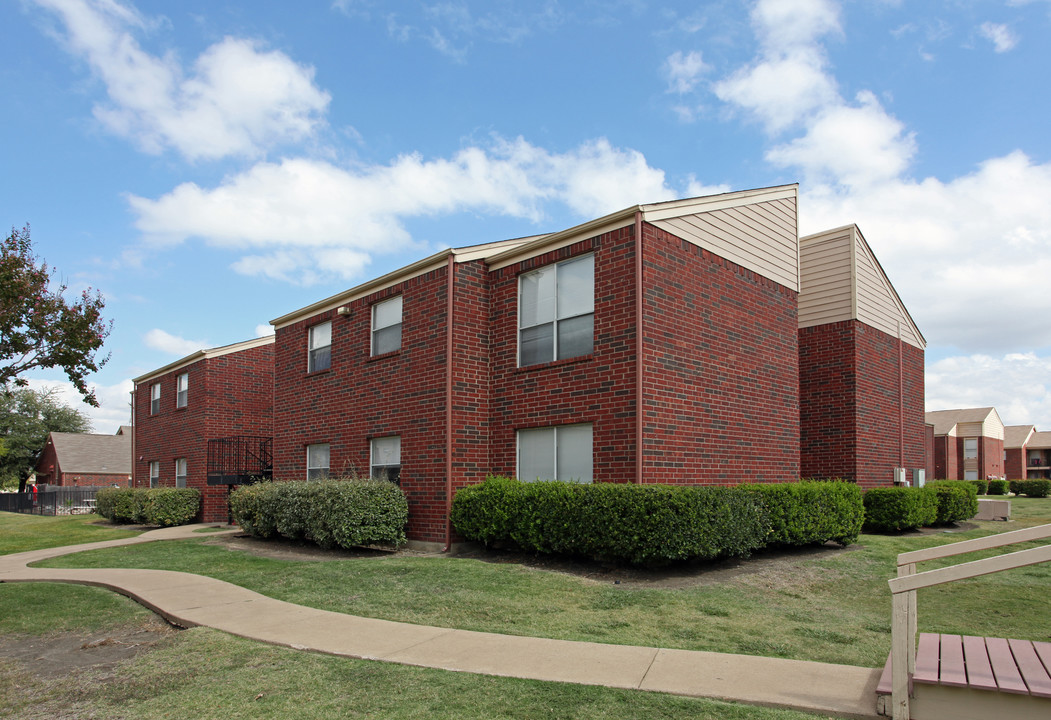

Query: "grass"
(0, 512), (140, 555)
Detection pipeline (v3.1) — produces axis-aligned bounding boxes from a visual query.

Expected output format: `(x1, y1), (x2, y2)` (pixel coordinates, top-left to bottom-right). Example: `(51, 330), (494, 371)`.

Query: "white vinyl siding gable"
(519, 254), (594, 366)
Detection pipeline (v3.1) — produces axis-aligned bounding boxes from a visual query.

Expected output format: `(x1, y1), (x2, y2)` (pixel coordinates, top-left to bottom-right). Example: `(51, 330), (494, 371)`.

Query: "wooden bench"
(877, 633), (1051, 719)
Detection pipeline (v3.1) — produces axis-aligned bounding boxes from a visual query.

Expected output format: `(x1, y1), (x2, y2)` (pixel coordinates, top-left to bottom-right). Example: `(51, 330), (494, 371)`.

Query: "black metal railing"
(0, 486), (106, 516)
(206, 436), (273, 485)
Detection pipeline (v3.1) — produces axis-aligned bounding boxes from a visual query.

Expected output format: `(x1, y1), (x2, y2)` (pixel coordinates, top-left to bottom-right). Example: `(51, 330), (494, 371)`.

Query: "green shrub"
(96, 487), (148, 524)
(95, 488), (120, 521)
(862, 487), (937, 532)
(987, 479), (1009, 495)
(230, 478), (408, 549)
(143, 488), (201, 526)
(452, 476), (769, 566)
(925, 481), (979, 524)
(968, 479), (989, 495)
(743, 480), (864, 547)
(1015, 479), (1051, 498)
(1009, 480), (1022, 495)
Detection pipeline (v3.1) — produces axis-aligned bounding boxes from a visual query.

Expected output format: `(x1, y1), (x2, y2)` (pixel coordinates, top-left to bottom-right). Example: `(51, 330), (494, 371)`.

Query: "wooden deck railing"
(887, 523), (1051, 720)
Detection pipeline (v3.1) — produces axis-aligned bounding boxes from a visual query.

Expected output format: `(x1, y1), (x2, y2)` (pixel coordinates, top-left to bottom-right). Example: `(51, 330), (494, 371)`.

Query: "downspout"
(129, 388), (136, 488)
(444, 253), (455, 552)
(898, 321), (904, 470)
(635, 211), (644, 485)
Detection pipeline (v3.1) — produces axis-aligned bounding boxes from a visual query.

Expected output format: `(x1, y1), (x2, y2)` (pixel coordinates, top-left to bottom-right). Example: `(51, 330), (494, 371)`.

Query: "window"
(176, 373), (188, 408)
(308, 321), (332, 372)
(372, 296), (402, 356)
(149, 461), (160, 488)
(964, 470), (979, 481)
(150, 384), (160, 415)
(306, 444), (329, 481)
(963, 438), (978, 460)
(370, 436), (401, 483)
(517, 424), (592, 483)
(175, 458), (187, 488)
(519, 254), (594, 367)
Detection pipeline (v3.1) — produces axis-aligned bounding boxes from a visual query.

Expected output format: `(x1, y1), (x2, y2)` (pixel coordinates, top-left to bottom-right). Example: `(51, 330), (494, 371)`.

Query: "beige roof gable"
(925, 407), (1004, 440)
(1028, 431), (1051, 450)
(42, 432), (131, 475)
(1004, 424), (1036, 449)
(799, 225), (924, 349)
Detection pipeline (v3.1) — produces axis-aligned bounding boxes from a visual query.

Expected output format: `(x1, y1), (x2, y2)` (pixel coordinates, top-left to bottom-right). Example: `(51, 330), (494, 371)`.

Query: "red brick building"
(797, 225), (927, 488)
(34, 427), (132, 487)
(925, 407), (1005, 481)
(271, 185), (803, 547)
(131, 336), (274, 522)
(1004, 424), (1035, 479)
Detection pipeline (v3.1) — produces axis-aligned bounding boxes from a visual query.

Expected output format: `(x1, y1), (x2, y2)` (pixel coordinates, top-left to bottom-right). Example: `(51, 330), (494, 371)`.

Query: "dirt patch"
(205, 532), (854, 590)
(0, 617), (177, 680)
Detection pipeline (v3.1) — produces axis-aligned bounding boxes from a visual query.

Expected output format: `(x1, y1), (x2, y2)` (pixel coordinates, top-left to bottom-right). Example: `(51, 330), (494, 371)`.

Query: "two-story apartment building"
(1023, 431), (1051, 480)
(925, 407), (1005, 481)
(271, 185), (803, 546)
(1004, 424), (1036, 479)
(131, 336), (274, 522)
(34, 427), (132, 487)
(797, 225), (926, 488)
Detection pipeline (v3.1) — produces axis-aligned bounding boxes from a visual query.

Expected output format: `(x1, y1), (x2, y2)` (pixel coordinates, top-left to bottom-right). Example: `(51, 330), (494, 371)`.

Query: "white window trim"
(306, 443), (330, 481)
(516, 423), (593, 483)
(371, 296), (403, 356)
(150, 384), (161, 415)
(517, 254), (594, 367)
(176, 373), (188, 408)
(149, 461), (160, 488)
(308, 321), (332, 373)
(175, 458), (187, 488)
(963, 437), (979, 460)
(370, 435), (401, 482)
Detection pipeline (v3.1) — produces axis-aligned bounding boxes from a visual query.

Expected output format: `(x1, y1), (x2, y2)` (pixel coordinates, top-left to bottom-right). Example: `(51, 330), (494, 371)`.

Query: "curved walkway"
(0, 524), (881, 719)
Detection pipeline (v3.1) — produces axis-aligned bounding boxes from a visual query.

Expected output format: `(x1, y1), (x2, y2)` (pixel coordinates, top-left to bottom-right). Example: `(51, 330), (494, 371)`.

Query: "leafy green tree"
(0, 386), (92, 491)
(1, 225), (111, 406)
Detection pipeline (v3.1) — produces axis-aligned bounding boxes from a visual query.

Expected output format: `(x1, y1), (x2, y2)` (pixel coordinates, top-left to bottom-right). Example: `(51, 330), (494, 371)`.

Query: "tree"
(0, 386), (92, 491)
(1, 225), (111, 406)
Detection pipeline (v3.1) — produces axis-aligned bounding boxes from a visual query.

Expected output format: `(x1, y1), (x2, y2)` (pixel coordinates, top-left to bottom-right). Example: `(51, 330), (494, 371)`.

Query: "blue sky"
(3, 0), (1050, 434)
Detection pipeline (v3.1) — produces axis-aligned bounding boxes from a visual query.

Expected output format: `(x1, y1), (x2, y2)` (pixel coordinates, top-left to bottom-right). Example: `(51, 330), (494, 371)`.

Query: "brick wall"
(134, 342), (274, 522)
(34, 440), (60, 486)
(980, 435), (1004, 479)
(1005, 447), (1026, 480)
(58, 473), (130, 487)
(639, 223), (799, 483)
(934, 435), (958, 480)
(800, 322), (857, 482)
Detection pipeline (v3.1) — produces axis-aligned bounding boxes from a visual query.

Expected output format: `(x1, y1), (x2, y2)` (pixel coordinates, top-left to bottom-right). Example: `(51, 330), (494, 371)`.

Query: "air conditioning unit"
(913, 469), (926, 488)
(894, 467), (908, 486)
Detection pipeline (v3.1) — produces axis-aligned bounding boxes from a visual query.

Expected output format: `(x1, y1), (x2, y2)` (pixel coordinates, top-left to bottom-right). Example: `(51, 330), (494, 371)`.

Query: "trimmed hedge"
(743, 481), (864, 547)
(968, 479), (989, 495)
(230, 478), (408, 549)
(987, 479), (1009, 495)
(925, 481), (979, 525)
(1013, 479), (1051, 498)
(862, 487), (937, 532)
(96, 487), (200, 526)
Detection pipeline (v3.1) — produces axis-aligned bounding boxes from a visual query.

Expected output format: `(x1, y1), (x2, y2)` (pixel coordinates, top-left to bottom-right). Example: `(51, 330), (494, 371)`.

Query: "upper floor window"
(308, 321), (332, 373)
(176, 373), (188, 408)
(175, 458), (187, 488)
(370, 435), (401, 484)
(517, 424), (593, 483)
(149, 461), (160, 488)
(963, 437), (978, 460)
(150, 384), (161, 415)
(372, 296), (402, 356)
(306, 443), (330, 481)
(519, 254), (594, 367)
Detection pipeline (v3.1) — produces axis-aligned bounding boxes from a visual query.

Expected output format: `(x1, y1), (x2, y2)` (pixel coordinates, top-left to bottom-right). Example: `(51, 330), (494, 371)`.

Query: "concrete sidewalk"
(0, 524), (882, 719)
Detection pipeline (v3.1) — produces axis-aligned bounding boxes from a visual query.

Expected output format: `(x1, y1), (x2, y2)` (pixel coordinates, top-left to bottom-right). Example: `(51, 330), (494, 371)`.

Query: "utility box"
(913, 469), (926, 488)
(893, 467), (908, 486)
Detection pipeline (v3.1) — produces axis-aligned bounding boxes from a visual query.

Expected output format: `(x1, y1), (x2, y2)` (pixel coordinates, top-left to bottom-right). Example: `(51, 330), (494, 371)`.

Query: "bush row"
(1009, 479), (1051, 498)
(987, 479), (1010, 495)
(862, 481), (978, 532)
(229, 478), (408, 549)
(450, 477), (863, 566)
(95, 487), (201, 527)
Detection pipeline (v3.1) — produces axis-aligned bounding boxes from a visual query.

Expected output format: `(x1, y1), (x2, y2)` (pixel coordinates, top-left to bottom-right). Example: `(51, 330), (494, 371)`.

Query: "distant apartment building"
(925, 407), (1005, 480)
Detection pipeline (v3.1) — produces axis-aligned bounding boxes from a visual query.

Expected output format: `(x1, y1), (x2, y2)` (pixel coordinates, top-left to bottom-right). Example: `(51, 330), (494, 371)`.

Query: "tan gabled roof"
(1004, 425), (1036, 449)
(799, 224), (924, 349)
(133, 335), (274, 385)
(1028, 431), (1051, 450)
(925, 407), (999, 437)
(41, 432), (131, 475)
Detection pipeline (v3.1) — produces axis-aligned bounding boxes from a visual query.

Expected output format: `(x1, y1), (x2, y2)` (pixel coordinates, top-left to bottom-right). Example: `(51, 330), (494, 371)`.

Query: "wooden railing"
(887, 523), (1051, 720)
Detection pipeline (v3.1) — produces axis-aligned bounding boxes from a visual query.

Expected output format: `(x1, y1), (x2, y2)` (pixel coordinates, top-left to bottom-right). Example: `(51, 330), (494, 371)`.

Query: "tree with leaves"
(0, 386), (92, 491)
(1, 225), (111, 406)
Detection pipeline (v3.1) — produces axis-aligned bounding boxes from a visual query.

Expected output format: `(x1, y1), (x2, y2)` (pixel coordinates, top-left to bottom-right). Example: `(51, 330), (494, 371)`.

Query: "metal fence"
(0, 487), (106, 516)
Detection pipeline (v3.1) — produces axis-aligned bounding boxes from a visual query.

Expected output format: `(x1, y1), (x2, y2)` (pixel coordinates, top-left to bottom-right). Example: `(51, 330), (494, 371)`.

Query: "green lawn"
(0, 512), (140, 555)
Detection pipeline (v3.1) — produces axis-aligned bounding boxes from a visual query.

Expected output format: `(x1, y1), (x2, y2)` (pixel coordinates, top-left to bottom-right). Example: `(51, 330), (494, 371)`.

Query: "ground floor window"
(964, 470), (979, 481)
(370, 436), (401, 484)
(306, 444), (330, 481)
(149, 461), (159, 488)
(175, 458), (187, 488)
(517, 423), (592, 483)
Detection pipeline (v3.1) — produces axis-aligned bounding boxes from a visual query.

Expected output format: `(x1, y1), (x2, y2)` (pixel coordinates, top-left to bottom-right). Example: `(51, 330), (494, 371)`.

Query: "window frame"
(149, 461), (160, 488)
(371, 296), (403, 356)
(306, 443), (330, 481)
(175, 458), (187, 488)
(517, 254), (594, 367)
(963, 437), (979, 460)
(176, 373), (188, 408)
(308, 321), (332, 373)
(150, 383), (161, 415)
(370, 435), (401, 484)
(516, 423), (593, 483)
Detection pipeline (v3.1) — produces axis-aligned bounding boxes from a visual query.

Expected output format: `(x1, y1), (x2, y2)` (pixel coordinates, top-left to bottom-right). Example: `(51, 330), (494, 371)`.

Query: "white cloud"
(128, 136), (676, 284)
(978, 22), (1018, 53)
(34, 0), (330, 161)
(27, 377), (135, 434)
(143, 329), (207, 356)
(751, 0), (842, 52)
(255, 324), (275, 338)
(664, 50), (709, 94)
(926, 352), (1051, 429)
